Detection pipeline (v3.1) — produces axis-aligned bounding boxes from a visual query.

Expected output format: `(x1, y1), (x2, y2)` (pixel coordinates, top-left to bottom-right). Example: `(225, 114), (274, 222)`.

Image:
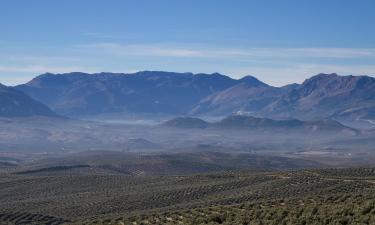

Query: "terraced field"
(1, 167), (375, 224)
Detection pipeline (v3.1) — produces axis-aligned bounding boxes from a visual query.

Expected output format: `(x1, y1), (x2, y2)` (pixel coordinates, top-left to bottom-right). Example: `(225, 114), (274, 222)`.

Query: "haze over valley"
(1, 71), (375, 169)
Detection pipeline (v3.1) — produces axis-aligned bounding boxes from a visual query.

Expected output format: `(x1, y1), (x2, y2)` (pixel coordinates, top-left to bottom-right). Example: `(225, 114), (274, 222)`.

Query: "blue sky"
(1, 0), (375, 86)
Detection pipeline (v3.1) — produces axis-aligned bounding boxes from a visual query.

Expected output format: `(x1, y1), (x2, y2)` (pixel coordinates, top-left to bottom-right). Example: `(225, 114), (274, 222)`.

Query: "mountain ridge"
(14, 71), (375, 121)
(16, 71), (262, 117)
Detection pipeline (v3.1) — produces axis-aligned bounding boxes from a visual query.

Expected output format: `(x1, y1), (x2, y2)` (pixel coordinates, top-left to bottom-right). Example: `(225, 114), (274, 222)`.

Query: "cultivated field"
(1, 164), (375, 224)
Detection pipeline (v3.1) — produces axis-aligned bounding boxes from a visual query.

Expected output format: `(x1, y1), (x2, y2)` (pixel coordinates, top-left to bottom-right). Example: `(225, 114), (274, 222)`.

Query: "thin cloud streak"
(76, 43), (375, 59)
(83, 32), (120, 39)
(0, 65), (96, 74)
(6, 55), (82, 63)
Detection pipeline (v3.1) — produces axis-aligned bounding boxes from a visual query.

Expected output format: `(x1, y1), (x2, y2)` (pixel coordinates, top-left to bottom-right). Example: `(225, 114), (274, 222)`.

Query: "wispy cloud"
(76, 42), (375, 59)
(83, 32), (119, 39)
(0, 65), (96, 74)
(5, 55), (83, 64)
(76, 43), (200, 57)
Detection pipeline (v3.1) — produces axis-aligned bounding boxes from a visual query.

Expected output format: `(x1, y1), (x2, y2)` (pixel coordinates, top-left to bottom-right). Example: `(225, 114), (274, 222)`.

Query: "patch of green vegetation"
(110, 194), (375, 225)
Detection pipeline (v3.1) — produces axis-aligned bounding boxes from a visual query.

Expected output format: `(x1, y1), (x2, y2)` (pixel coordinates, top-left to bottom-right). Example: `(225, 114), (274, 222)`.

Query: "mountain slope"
(191, 76), (296, 116)
(264, 73), (375, 120)
(0, 83), (57, 117)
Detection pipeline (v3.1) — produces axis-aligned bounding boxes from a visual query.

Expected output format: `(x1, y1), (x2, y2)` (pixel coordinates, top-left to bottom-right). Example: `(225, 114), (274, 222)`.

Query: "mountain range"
(5, 71), (375, 122)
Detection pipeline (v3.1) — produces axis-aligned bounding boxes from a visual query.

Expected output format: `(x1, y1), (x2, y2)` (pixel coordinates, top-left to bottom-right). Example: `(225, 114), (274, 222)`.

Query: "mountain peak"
(239, 75), (268, 87)
(302, 73), (338, 83)
(303, 73), (375, 87)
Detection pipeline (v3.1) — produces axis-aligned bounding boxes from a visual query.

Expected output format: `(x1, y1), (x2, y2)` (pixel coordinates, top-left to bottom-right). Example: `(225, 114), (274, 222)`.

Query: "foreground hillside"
(0, 165), (375, 224)
(120, 194), (375, 225)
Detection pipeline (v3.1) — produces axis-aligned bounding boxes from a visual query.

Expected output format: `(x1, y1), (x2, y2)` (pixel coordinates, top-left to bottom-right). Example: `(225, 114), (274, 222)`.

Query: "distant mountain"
(0, 83), (57, 118)
(163, 115), (357, 133)
(15, 72), (375, 121)
(16, 71), (239, 117)
(192, 73), (375, 121)
(264, 73), (375, 120)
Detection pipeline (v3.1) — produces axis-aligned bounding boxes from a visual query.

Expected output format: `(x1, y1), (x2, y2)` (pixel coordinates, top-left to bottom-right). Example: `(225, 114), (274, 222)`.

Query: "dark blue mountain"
(0, 83), (57, 117)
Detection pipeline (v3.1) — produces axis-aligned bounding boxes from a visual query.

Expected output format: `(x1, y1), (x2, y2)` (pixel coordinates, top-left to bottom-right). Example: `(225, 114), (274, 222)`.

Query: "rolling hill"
(163, 115), (357, 133)
(162, 117), (209, 129)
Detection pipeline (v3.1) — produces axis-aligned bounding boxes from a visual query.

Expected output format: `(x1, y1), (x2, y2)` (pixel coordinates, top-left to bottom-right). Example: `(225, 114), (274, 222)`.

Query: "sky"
(1, 0), (375, 86)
